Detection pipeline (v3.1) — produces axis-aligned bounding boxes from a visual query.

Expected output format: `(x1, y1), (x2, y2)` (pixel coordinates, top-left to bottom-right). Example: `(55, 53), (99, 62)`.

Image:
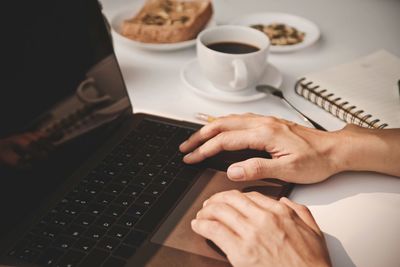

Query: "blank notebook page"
(304, 50), (400, 128)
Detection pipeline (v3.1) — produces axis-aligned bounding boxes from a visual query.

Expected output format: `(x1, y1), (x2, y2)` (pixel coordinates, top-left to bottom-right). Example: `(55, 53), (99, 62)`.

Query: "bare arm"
(333, 124), (400, 177)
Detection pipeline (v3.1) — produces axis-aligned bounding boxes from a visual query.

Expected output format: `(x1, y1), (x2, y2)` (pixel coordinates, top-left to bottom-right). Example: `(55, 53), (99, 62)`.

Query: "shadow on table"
(324, 233), (356, 267)
(290, 171), (400, 206)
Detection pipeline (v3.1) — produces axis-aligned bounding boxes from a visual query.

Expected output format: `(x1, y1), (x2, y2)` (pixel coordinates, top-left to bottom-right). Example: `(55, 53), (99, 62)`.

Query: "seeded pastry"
(122, 0), (213, 43)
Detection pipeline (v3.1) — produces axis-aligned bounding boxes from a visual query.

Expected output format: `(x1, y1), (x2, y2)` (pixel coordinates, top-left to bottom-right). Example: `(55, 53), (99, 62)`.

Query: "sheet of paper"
(304, 50), (400, 127)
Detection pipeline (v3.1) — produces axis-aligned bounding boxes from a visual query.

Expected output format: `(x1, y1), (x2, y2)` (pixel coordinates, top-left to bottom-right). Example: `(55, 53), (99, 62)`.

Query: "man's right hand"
(180, 113), (340, 184)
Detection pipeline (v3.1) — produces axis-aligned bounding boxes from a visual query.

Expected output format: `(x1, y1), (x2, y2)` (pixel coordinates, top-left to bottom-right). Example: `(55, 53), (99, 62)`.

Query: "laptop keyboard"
(7, 119), (201, 267)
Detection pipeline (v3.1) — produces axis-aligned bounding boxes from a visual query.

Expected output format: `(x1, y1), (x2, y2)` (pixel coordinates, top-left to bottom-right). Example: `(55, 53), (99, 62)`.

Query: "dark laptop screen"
(0, 0), (131, 235)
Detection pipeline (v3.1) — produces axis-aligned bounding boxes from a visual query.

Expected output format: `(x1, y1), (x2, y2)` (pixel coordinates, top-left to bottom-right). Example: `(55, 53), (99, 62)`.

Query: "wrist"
(330, 124), (394, 174)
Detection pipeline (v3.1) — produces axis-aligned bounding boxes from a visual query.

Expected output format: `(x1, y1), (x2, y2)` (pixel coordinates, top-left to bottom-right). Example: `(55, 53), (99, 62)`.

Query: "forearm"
(332, 124), (400, 177)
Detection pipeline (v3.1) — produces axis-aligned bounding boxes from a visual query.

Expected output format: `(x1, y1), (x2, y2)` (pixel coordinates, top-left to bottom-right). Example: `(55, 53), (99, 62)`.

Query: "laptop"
(0, 0), (293, 266)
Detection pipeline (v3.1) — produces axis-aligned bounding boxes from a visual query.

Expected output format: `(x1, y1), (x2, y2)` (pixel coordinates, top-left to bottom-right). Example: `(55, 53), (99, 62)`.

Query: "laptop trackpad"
(150, 169), (283, 261)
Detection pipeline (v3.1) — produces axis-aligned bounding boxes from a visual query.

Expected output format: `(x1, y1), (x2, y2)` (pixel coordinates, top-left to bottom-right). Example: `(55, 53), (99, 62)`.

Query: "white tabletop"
(100, 1), (400, 266)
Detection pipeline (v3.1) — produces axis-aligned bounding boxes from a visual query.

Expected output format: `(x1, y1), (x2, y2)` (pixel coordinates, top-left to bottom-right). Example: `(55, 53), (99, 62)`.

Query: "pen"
(195, 112), (216, 123)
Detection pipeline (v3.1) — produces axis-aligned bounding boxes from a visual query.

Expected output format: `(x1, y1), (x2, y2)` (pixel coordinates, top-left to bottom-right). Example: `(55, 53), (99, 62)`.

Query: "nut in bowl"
(230, 12), (320, 53)
(111, 0), (214, 51)
(251, 23), (305, 46)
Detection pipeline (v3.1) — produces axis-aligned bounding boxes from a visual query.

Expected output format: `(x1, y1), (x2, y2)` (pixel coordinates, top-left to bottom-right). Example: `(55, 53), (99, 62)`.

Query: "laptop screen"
(0, 0), (131, 235)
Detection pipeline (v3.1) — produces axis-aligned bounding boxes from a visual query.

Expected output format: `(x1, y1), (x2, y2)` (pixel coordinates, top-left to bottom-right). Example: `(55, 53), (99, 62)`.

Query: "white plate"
(230, 12), (320, 53)
(181, 59), (282, 103)
(110, 9), (216, 51)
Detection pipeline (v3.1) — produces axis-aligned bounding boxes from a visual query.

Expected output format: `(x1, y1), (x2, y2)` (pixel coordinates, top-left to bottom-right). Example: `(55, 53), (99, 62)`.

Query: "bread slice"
(121, 0), (213, 43)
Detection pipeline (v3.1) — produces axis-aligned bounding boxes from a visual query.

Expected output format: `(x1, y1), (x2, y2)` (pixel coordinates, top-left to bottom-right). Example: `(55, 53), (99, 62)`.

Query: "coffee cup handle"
(230, 59), (248, 89)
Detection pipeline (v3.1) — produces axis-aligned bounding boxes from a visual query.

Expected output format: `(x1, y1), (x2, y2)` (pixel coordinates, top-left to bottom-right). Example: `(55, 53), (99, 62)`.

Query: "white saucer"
(181, 59), (282, 103)
(230, 12), (320, 53)
(110, 9), (216, 51)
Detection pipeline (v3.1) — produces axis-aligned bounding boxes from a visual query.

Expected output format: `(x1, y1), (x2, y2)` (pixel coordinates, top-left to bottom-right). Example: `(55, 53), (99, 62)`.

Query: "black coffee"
(207, 42), (260, 54)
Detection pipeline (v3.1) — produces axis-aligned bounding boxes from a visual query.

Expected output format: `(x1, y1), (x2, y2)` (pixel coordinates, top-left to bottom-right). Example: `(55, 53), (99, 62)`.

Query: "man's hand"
(191, 190), (331, 267)
(180, 114), (340, 184)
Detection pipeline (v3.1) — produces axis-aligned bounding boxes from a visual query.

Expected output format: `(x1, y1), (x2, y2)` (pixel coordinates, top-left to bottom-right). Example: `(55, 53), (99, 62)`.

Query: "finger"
(244, 191), (291, 216)
(183, 129), (265, 164)
(204, 190), (265, 220)
(179, 115), (260, 153)
(196, 202), (251, 238)
(243, 191), (278, 208)
(227, 157), (288, 181)
(191, 219), (240, 259)
(279, 197), (321, 234)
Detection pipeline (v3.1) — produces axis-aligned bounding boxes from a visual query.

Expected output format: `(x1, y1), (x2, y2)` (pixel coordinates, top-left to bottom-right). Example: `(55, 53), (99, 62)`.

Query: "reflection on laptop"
(0, 0), (292, 266)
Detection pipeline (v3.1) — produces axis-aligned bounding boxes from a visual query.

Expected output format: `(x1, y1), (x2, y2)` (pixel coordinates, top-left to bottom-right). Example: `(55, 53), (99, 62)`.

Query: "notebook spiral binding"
(295, 78), (388, 129)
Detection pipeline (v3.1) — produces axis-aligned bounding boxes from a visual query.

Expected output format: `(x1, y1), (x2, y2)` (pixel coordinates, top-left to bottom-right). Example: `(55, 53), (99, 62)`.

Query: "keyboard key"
(142, 147), (158, 159)
(97, 236), (120, 251)
(124, 164), (143, 176)
(148, 136), (167, 149)
(85, 202), (106, 215)
(78, 249), (108, 267)
(147, 155), (169, 169)
(131, 176), (152, 188)
(108, 225), (130, 239)
(113, 244), (136, 259)
(40, 225), (63, 239)
(126, 204), (148, 218)
(88, 174), (112, 186)
(55, 249), (85, 267)
(160, 166), (179, 178)
(74, 213), (96, 227)
(65, 224), (86, 238)
(117, 215), (138, 228)
(84, 226), (107, 240)
(94, 215), (116, 229)
(31, 235), (52, 250)
(141, 166), (160, 178)
(63, 203), (83, 216)
(103, 256), (126, 267)
(113, 175), (131, 186)
(36, 247), (64, 266)
(104, 183), (124, 195)
(52, 213), (74, 227)
(53, 235), (76, 250)
(73, 237), (96, 252)
(122, 185), (143, 197)
(113, 194), (135, 207)
(123, 230), (148, 248)
(136, 194), (157, 206)
(96, 193), (116, 205)
(143, 184), (164, 197)
(152, 175), (173, 187)
(104, 204), (126, 217)
(16, 247), (40, 262)
(82, 184), (103, 196)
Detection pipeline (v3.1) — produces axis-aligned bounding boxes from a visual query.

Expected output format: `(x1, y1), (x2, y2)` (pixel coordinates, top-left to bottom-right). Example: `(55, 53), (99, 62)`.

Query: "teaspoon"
(256, 84), (326, 131)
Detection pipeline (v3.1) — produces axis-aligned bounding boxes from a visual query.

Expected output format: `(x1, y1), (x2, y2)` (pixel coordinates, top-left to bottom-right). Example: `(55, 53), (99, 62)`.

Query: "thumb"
(227, 157), (285, 181)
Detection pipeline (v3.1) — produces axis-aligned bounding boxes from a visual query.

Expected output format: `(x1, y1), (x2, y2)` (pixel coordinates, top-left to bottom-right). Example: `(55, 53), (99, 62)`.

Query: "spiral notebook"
(295, 50), (400, 128)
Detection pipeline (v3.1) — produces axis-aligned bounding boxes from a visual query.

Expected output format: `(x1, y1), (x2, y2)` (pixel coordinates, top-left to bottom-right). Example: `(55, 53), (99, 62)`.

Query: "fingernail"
(228, 166), (245, 180)
(203, 199), (208, 207)
(196, 210), (201, 218)
(183, 152), (192, 160)
(180, 140), (187, 148)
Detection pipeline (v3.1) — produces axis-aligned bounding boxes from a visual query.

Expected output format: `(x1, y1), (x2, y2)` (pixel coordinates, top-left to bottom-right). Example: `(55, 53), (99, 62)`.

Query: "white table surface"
(100, 1), (400, 266)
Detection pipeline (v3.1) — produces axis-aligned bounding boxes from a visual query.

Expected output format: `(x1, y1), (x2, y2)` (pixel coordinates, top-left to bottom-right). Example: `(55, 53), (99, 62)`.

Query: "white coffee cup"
(197, 25), (270, 91)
